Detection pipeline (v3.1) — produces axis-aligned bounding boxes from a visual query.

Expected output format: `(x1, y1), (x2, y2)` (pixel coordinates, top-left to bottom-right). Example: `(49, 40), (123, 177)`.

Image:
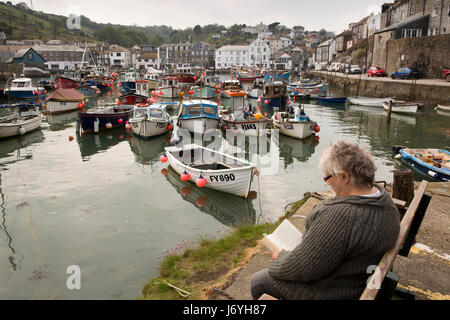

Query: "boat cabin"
(221, 80), (243, 91)
(11, 78), (33, 89)
(135, 80), (149, 97)
(263, 81), (287, 98)
(179, 100), (218, 119)
(132, 105), (170, 121)
(161, 76), (178, 87)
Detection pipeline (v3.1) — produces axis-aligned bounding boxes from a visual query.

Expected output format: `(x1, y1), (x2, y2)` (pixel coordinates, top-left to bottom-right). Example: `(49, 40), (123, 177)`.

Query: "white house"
(215, 45), (249, 69)
(34, 44), (84, 71)
(135, 52), (158, 71)
(108, 45), (130, 69)
(248, 38), (271, 69)
(280, 37), (293, 50)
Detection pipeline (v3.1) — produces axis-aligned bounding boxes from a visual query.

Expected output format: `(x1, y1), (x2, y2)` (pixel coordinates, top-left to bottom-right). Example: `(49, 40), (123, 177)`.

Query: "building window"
(402, 28), (422, 38)
(409, 0), (415, 15)
(27, 53), (33, 60)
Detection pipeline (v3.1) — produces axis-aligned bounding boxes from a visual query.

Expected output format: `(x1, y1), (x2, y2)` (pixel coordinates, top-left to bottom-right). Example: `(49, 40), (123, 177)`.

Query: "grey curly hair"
(319, 140), (376, 187)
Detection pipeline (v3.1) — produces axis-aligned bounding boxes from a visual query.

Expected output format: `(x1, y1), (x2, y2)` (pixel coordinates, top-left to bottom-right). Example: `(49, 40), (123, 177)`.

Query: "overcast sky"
(12, 0), (387, 33)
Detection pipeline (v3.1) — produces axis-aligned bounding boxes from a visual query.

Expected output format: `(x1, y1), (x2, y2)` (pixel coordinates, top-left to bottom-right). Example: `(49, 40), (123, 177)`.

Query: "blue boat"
(4, 76), (46, 100)
(261, 81), (288, 111)
(315, 96), (347, 104)
(264, 72), (290, 82)
(77, 107), (132, 135)
(394, 147), (450, 182)
(177, 99), (219, 134)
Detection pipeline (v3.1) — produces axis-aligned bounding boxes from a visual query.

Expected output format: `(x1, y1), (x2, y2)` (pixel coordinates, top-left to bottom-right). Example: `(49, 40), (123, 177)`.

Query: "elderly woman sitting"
(250, 140), (400, 300)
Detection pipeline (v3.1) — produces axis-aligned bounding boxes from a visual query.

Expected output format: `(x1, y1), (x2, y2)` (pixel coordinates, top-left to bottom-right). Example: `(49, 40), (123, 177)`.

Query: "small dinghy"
(272, 104), (320, 139)
(393, 147), (450, 182)
(315, 96), (347, 104)
(0, 105), (42, 138)
(382, 101), (426, 115)
(347, 96), (395, 107)
(129, 104), (173, 139)
(164, 144), (257, 198)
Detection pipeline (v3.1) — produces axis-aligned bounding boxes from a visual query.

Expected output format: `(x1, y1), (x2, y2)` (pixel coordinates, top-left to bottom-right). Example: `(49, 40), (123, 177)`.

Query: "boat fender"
(18, 126), (26, 135)
(105, 122), (112, 129)
(94, 118), (100, 133)
(196, 176), (207, 188)
(181, 171), (191, 182)
(394, 154), (402, 160)
(428, 170), (438, 178)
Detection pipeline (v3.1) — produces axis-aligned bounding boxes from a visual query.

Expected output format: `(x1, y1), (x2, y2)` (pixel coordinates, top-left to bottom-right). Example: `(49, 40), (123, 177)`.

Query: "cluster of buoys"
(77, 101), (86, 109)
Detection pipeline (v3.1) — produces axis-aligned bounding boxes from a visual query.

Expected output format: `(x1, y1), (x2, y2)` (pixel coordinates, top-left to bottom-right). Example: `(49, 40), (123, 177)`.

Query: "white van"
(328, 62), (340, 72)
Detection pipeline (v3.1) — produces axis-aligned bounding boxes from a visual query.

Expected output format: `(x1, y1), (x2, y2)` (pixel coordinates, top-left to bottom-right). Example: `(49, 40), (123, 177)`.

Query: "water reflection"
(76, 129), (128, 161)
(164, 167), (257, 226)
(279, 135), (319, 169)
(0, 130), (45, 166)
(45, 110), (80, 131)
(128, 133), (171, 166)
(0, 173), (23, 271)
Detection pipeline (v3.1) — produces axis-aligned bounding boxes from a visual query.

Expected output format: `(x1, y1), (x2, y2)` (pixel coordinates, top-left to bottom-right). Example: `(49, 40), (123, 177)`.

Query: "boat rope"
(156, 280), (192, 298)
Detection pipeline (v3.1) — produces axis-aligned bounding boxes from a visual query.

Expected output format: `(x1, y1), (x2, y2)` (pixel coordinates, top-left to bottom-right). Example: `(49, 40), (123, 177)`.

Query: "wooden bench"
(360, 180), (431, 300)
(258, 180), (432, 301)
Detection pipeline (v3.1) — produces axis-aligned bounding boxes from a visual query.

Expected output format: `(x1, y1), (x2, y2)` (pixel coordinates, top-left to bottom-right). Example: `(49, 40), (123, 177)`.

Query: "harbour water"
(0, 78), (449, 299)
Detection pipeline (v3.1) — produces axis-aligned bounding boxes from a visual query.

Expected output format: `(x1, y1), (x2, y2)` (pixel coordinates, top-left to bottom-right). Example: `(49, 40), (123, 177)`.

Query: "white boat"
(0, 109), (42, 138)
(157, 76), (179, 99)
(45, 89), (85, 114)
(347, 97), (395, 107)
(143, 73), (160, 90)
(177, 99), (219, 134)
(164, 143), (257, 198)
(271, 105), (320, 139)
(4, 75), (45, 100)
(220, 89), (270, 137)
(382, 101), (419, 115)
(129, 104), (173, 139)
(436, 104), (450, 112)
(247, 78), (265, 99)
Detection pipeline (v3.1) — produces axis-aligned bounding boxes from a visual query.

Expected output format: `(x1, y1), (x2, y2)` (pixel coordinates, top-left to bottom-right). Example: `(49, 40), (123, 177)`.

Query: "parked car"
(390, 67), (419, 79)
(442, 67), (450, 81)
(349, 65), (362, 74)
(368, 66), (386, 77)
(328, 62), (340, 72)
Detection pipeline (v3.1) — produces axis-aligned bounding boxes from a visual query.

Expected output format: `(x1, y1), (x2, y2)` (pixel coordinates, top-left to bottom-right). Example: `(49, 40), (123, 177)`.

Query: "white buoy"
(18, 126), (26, 135)
(395, 154), (401, 159)
(105, 122), (112, 129)
(428, 170), (438, 178)
(94, 118), (100, 133)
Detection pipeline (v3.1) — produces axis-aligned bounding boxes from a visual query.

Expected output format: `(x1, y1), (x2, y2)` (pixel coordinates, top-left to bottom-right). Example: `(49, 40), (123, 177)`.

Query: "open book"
(261, 219), (303, 253)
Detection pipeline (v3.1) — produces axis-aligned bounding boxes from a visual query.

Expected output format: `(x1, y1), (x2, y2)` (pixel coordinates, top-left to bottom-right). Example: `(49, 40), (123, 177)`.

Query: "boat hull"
(398, 148), (450, 182)
(272, 117), (315, 139)
(348, 97), (394, 107)
(0, 112), (42, 138)
(222, 118), (270, 137)
(78, 109), (132, 134)
(158, 86), (179, 99)
(130, 118), (169, 138)
(383, 102), (418, 115)
(316, 97), (347, 104)
(46, 101), (81, 114)
(179, 117), (219, 134)
(192, 86), (217, 99)
(165, 144), (256, 198)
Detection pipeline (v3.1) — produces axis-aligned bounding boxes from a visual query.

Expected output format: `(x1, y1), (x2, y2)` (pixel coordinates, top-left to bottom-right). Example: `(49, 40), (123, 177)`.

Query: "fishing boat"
(4, 76), (46, 100)
(261, 81), (288, 111)
(143, 73), (160, 90)
(55, 74), (79, 89)
(119, 72), (140, 94)
(164, 143), (257, 198)
(271, 104), (320, 139)
(220, 90), (270, 137)
(129, 104), (173, 139)
(347, 96), (395, 107)
(264, 71), (290, 82)
(287, 80), (328, 95)
(220, 80), (243, 98)
(76, 85), (99, 97)
(316, 96), (347, 104)
(44, 89), (85, 114)
(38, 79), (55, 91)
(247, 78), (265, 99)
(175, 66), (196, 85)
(157, 76), (179, 99)
(236, 71), (263, 83)
(0, 106), (42, 138)
(435, 104), (450, 116)
(116, 92), (150, 111)
(177, 99), (219, 134)
(382, 101), (420, 115)
(190, 85), (218, 99)
(393, 147), (450, 182)
(77, 107), (132, 135)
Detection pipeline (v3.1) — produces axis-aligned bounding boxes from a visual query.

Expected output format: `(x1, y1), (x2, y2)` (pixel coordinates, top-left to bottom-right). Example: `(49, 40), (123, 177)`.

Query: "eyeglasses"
(323, 174), (333, 182)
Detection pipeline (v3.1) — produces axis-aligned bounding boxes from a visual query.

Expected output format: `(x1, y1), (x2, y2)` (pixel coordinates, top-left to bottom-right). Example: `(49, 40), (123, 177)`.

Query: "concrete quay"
(309, 71), (450, 106)
(207, 182), (450, 300)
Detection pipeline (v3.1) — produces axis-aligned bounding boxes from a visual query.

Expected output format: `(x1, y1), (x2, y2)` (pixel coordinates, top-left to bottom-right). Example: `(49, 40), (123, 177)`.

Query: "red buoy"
(181, 171), (190, 182)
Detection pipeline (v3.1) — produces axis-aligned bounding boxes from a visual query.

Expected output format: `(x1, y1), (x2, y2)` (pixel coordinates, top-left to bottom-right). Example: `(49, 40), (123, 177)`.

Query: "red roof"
(45, 89), (84, 102)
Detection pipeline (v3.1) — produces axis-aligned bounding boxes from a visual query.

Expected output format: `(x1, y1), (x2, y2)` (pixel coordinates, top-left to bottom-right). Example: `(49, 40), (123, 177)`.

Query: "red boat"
(55, 75), (79, 89)
(117, 92), (149, 110)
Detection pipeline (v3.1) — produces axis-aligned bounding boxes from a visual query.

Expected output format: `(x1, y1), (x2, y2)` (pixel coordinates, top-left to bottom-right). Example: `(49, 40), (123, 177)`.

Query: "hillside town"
(0, 0), (449, 80)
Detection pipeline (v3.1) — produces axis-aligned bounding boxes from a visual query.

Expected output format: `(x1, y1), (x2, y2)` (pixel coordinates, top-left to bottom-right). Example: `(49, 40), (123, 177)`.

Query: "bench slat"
(360, 180), (429, 300)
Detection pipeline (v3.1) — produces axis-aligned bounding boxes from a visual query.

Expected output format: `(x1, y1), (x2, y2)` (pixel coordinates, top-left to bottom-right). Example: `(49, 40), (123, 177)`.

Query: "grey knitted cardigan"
(269, 185), (400, 300)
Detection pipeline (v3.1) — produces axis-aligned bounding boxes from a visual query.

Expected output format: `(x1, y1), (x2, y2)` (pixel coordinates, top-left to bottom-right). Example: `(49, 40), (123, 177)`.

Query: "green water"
(0, 81), (448, 299)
